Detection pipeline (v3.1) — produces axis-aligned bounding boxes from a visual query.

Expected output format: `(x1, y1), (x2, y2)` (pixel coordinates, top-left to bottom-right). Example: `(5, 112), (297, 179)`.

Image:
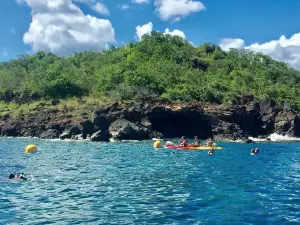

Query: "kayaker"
(203, 138), (213, 147)
(178, 136), (188, 147)
(190, 136), (200, 147)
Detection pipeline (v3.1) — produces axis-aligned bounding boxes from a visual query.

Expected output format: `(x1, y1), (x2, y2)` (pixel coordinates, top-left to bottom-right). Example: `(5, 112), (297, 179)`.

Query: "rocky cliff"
(0, 95), (299, 142)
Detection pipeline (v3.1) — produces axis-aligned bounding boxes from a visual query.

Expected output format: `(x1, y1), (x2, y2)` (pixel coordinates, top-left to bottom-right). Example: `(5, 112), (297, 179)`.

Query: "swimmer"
(19, 173), (28, 180)
(8, 174), (15, 179)
(208, 148), (215, 155)
(8, 172), (28, 181)
(251, 148), (259, 155)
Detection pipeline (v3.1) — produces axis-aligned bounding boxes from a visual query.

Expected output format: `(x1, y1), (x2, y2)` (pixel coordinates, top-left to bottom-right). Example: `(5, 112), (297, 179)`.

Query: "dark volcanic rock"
(148, 107), (212, 139)
(0, 123), (19, 137)
(90, 130), (109, 142)
(259, 98), (276, 115)
(1, 98), (299, 141)
(244, 139), (255, 144)
(92, 115), (109, 131)
(212, 120), (244, 140)
(274, 111), (300, 136)
(80, 120), (94, 137)
(60, 124), (82, 140)
(109, 119), (148, 140)
(40, 129), (60, 139)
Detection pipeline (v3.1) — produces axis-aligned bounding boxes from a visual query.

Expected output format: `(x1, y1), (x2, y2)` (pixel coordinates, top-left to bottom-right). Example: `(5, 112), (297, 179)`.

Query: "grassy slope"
(0, 31), (299, 114)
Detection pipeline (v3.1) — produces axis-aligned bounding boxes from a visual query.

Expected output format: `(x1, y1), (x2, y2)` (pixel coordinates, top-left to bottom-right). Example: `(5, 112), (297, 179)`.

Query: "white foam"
(249, 133), (300, 142)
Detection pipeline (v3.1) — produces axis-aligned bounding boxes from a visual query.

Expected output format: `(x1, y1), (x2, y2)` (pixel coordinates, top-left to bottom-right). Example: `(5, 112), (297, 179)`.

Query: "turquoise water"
(0, 138), (299, 225)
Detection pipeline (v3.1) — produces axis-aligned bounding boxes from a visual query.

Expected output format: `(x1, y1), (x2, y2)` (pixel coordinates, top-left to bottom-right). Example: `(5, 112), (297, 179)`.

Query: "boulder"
(92, 115), (109, 131)
(109, 119), (148, 140)
(140, 118), (152, 128)
(40, 129), (60, 139)
(90, 130), (109, 142)
(73, 134), (84, 140)
(80, 120), (94, 137)
(274, 111), (300, 136)
(259, 98), (276, 115)
(0, 124), (19, 137)
(60, 124), (82, 140)
(212, 120), (245, 140)
(244, 139), (255, 144)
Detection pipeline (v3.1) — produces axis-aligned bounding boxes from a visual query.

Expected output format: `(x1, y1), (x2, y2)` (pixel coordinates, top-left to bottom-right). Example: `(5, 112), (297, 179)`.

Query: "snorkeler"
(8, 172), (28, 181)
(8, 174), (15, 179)
(208, 148), (215, 155)
(19, 173), (28, 180)
(251, 148), (259, 155)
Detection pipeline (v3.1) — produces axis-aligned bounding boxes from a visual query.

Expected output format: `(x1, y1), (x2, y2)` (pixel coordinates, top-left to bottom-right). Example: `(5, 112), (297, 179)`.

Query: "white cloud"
(155, 0), (205, 22)
(92, 2), (109, 15)
(219, 38), (245, 51)
(72, 0), (109, 15)
(246, 33), (300, 70)
(164, 28), (186, 39)
(18, 0), (115, 56)
(133, 0), (150, 4)
(119, 4), (130, 10)
(136, 22), (153, 40)
(219, 33), (300, 70)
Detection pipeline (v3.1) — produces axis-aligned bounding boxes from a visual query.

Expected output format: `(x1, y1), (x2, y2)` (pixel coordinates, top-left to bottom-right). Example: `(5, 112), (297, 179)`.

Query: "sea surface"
(0, 138), (299, 225)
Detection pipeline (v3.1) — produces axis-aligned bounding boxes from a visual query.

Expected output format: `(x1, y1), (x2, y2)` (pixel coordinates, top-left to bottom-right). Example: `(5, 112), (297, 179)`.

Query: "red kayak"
(165, 144), (222, 150)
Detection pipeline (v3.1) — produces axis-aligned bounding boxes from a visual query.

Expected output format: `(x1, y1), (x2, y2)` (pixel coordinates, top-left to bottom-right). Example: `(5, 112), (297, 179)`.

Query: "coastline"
(1, 95), (299, 143)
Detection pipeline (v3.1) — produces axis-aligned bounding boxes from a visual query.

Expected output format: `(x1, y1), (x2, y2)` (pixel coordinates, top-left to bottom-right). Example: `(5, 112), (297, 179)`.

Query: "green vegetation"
(1, 31), (300, 111)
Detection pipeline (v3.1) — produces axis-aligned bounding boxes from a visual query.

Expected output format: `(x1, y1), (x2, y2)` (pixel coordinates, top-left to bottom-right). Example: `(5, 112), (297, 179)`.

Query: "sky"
(0, 0), (300, 69)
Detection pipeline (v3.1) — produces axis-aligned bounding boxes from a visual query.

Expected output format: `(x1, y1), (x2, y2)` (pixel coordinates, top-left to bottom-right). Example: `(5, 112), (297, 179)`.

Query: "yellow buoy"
(153, 140), (162, 148)
(25, 144), (37, 153)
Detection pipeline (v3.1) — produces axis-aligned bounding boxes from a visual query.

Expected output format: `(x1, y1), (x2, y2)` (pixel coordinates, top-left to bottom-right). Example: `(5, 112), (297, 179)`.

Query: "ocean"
(0, 137), (299, 224)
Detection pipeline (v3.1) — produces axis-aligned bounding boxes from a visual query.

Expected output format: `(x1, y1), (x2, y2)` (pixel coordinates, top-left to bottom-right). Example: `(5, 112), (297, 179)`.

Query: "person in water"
(8, 174), (15, 179)
(208, 148), (215, 155)
(8, 172), (27, 181)
(251, 148), (259, 155)
(19, 173), (28, 180)
(178, 136), (188, 147)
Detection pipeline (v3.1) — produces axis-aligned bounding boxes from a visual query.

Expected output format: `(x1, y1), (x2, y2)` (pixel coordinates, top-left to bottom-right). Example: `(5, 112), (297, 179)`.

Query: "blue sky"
(1, 0), (300, 69)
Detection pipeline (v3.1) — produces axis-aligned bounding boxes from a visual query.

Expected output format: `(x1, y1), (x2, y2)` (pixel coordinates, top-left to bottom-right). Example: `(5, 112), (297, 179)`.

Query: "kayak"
(165, 145), (222, 150)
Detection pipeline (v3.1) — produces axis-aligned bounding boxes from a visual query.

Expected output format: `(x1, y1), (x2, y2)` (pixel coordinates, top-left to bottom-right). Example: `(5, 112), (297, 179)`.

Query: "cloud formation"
(136, 22), (153, 40)
(164, 28), (186, 39)
(118, 4), (130, 10)
(219, 38), (245, 51)
(155, 0), (205, 22)
(91, 2), (109, 15)
(220, 33), (300, 70)
(18, 0), (115, 55)
(132, 0), (150, 4)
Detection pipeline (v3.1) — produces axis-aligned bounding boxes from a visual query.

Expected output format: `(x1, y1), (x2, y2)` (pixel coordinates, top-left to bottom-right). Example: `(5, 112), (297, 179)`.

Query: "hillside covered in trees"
(1, 31), (300, 111)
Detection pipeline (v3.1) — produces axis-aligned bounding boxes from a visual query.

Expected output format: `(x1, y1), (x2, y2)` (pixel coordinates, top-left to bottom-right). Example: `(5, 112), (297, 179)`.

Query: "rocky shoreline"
(0, 95), (299, 142)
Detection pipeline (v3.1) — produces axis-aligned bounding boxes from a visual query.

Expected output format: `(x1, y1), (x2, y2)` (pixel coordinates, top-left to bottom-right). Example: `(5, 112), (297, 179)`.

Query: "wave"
(248, 133), (300, 142)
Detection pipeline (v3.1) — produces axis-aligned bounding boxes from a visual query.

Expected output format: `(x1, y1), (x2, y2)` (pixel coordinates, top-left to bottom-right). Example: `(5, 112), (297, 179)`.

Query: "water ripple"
(0, 138), (299, 224)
